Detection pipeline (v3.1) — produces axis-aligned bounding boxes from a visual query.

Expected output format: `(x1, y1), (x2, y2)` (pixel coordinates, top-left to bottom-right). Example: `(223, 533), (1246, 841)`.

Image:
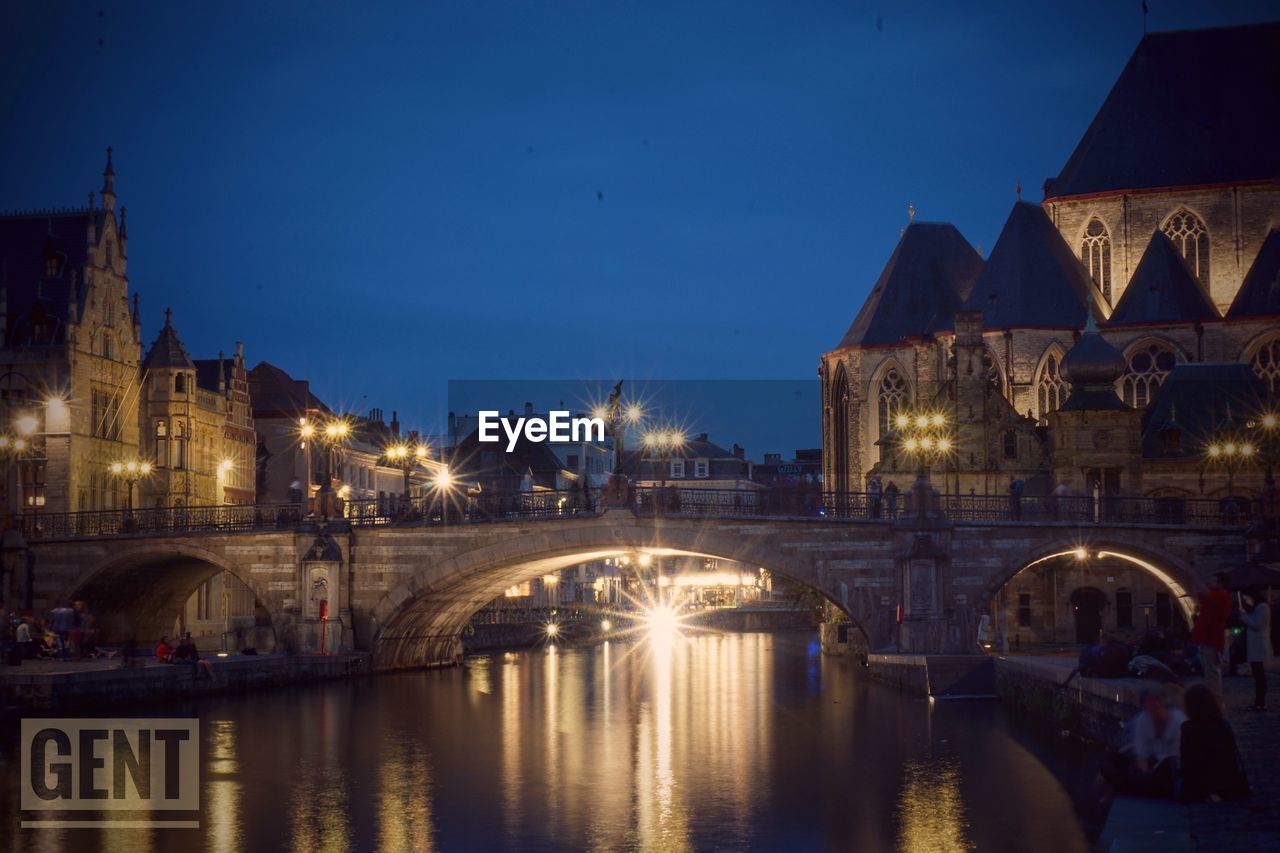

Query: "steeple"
(101, 147), (116, 212)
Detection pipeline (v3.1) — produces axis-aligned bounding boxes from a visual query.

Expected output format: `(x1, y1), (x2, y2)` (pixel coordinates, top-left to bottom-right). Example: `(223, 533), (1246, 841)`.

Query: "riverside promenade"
(0, 652), (370, 711)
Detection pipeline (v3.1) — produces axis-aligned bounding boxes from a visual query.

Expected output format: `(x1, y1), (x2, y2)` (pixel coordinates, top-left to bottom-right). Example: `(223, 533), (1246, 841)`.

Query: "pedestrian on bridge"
(1191, 572), (1232, 701)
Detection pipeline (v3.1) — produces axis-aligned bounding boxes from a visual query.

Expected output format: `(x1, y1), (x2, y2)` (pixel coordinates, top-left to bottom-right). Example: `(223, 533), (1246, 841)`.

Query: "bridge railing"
(17, 489), (592, 540)
(631, 487), (1256, 527)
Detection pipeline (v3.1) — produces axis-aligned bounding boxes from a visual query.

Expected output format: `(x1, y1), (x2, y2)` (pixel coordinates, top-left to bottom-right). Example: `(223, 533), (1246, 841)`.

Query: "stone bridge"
(13, 506), (1254, 670)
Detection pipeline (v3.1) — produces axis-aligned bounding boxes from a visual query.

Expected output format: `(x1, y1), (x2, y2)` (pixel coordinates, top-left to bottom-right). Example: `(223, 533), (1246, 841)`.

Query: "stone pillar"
(297, 531), (347, 654)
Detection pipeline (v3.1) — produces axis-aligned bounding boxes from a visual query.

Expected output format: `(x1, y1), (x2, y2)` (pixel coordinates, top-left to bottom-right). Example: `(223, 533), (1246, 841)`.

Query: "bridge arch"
(65, 542), (277, 646)
(978, 535), (1203, 642)
(367, 518), (857, 670)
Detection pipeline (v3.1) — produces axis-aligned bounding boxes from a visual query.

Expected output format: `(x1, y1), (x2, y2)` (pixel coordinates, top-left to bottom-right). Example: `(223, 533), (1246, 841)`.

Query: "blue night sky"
(1, 1), (1274, 454)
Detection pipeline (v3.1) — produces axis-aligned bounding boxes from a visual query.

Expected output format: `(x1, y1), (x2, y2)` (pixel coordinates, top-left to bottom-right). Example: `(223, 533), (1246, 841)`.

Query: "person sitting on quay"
(1106, 686), (1185, 798)
(174, 632), (214, 678)
(1178, 684), (1251, 802)
(155, 636), (175, 664)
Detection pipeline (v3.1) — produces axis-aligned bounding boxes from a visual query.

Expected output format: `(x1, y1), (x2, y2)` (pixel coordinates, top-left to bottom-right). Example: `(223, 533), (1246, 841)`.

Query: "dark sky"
(1, 1), (1274, 450)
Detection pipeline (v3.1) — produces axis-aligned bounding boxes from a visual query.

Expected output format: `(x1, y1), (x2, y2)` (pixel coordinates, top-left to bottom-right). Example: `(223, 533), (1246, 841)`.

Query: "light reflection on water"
(0, 632), (1090, 852)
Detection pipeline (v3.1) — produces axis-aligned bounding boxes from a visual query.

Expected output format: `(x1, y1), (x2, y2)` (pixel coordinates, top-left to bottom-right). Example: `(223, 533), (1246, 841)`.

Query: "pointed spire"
(164, 306), (173, 327)
(1015, 181), (1022, 201)
(101, 147), (116, 211)
(907, 202), (915, 222)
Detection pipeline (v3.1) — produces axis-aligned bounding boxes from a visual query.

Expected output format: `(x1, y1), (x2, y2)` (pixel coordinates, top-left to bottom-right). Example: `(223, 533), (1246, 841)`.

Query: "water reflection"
(897, 756), (970, 852)
(0, 633), (1091, 851)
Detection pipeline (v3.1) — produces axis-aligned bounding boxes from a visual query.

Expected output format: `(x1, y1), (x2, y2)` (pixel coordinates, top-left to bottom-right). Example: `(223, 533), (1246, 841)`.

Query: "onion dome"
(1060, 313), (1127, 410)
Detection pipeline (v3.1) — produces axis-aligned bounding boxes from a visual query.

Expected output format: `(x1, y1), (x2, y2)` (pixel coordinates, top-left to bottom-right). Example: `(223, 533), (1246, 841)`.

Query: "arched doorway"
(1070, 587), (1106, 644)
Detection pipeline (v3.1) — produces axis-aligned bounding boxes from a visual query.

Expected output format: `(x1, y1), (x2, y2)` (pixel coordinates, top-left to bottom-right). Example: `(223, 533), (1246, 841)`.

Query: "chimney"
(524, 401), (534, 416)
(732, 443), (744, 460)
(235, 341), (244, 362)
(390, 410), (400, 437)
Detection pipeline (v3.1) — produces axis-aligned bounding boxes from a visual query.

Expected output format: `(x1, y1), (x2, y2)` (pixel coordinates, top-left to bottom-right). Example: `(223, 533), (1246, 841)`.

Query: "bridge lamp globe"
(895, 414), (910, 430)
(110, 462), (124, 475)
(15, 414), (38, 436)
(545, 623), (559, 637)
(915, 414), (929, 429)
(13, 438), (25, 452)
(920, 437), (934, 451)
(903, 438), (919, 453)
(1073, 548), (1087, 560)
(625, 404), (644, 424)
(0, 436), (9, 450)
(931, 413), (945, 428)
(125, 461), (139, 475)
(1262, 413), (1278, 430)
(637, 553), (653, 568)
(219, 459), (234, 473)
(600, 619), (612, 632)
(433, 468), (454, 490)
(937, 438), (952, 453)
(299, 421), (315, 441)
(140, 463), (152, 476)
(414, 445), (430, 462)
(1241, 444), (1256, 458)
(1207, 444), (1222, 459)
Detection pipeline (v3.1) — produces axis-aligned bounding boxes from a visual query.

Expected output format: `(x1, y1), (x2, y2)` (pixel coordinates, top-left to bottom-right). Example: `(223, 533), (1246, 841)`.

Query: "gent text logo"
(478, 410), (604, 452)
(21, 718), (200, 830)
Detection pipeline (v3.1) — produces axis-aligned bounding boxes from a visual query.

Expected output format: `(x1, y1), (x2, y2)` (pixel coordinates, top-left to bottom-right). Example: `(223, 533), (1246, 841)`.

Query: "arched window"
(174, 374), (186, 394)
(830, 365), (850, 494)
(1120, 342), (1178, 408)
(1080, 218), (1112, 303)
(1036, 351), (1068, 419)
(877, 367), (909, 460)
(155, 420), (168, 468)
(1248, 335), (1280, 395)
(1162, 209), (1210, 287)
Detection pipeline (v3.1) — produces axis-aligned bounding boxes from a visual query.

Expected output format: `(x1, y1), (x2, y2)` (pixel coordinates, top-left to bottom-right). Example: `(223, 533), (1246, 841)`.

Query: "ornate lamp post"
(595, 381), (644, 505)
(109, 459), (153, 513)
(384, 442), (431, 502)
(641, 429), (685, 515)
(1203, 435), (1257, 497)
(314, 417), (350, 519)
(889, 410), (954, 518)
(0, 433), (32, 515)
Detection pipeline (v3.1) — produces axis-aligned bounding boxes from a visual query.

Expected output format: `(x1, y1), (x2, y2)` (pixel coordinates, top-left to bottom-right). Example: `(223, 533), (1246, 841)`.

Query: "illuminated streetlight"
(545, 623), (559, 638)
(108, 459), (153, 513)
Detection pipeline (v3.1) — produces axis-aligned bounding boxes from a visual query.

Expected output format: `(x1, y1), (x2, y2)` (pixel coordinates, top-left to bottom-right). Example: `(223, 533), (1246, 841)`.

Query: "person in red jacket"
(155, 636), (174, 664)
(1191, 572), (1232, 700)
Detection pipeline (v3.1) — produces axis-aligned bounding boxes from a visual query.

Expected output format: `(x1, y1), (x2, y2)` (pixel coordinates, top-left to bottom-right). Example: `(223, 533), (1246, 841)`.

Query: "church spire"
(101, 146), (116, 212)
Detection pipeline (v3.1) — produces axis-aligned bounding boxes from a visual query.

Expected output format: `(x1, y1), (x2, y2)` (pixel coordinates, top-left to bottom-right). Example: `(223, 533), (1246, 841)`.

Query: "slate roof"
(1108, 231), (1220, 325)
(1227, 229), (1280, 318)
(142, 312), (195, 370)
(1045, 23), (1280, 200)
(961, 202), (1108, 329)
(0, 209), (103, 346)
(836, 222), (983, 348)
(1141, 363), (1271, 459)
(248, 361), (330, 417)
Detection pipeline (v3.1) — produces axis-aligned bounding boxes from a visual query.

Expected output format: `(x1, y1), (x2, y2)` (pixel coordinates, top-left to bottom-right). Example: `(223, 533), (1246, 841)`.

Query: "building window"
(1155, 592), (1171, 628)
(1121, 342), (1178, 408)
(877, 367), (908, 461)
(1248, 334), (1280, 395)
(670, 460), (685, 478)
(175, 374), (186, 394)
(105, 239), (114, 266)
(155, 420), (168, 467)
(175, 420), (187, 469)
(1162, 208), (1210, 287)
(830, 364), (850, 491)
(1003, 429), (1018, 460)
(1036, 352), (1067, 419)
(44, 256), (58, 277)
(1116, 589), (1133, 629)
(21, 461), (46, 508)
(694, 460), (709, 478)
(1017, 593), (1032, 628)
(566, 454), (579, 472)
(1080, 218), (1112, 303)
(101, 334), (114, 360)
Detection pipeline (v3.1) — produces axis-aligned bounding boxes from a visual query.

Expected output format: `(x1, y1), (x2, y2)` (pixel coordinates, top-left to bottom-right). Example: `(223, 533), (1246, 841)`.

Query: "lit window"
(1036, 352), (1067, 419)
(1080, 218), (1112, 303)
(670, 460), (685, 478)
(876, 367), (908, 461)
(1162, 209), (1210, 287)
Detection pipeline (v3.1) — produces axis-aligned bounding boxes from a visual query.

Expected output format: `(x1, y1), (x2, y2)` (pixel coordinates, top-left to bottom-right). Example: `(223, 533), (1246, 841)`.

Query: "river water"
(2, 632), (1096, 852)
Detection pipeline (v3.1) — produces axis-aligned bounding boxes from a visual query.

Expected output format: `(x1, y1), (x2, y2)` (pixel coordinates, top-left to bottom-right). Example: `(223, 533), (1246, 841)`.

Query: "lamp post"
(642, 429), (685, 515)
(108, 459), (153, 513)
(1204, 436), (1256, 497)
(889, 410), (954, 518)
(384, 442), (431, 503)
(314, 417), (351, 519)
(0, 434), (31, 515)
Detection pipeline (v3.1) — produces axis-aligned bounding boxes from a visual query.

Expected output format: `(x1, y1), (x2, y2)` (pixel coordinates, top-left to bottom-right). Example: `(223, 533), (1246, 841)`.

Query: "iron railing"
(18, 489), (592, 541)
(633, 487), (1257, 528)
(15, 485), (1256, 542)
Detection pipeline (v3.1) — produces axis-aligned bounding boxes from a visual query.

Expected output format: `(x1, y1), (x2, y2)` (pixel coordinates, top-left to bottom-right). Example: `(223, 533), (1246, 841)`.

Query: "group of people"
(1105, 570), (1271, 803)
(1110, 684), (1251, 801)
(2, 600), (102, 662)
(1192, 572), (1270, 711)
(155, 632), (215, 677)
(866, 475), (901, 519)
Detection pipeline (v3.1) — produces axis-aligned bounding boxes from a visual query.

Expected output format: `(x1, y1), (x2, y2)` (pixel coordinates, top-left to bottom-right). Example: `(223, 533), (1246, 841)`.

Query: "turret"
(101, 147), (117, 212)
